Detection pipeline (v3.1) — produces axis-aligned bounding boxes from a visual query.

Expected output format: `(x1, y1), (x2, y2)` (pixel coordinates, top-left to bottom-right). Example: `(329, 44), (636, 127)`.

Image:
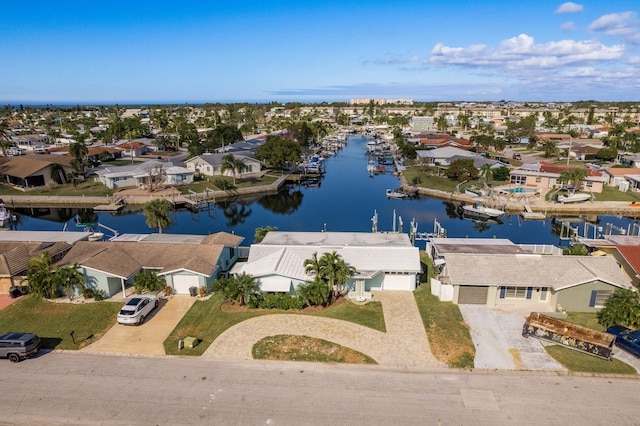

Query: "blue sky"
(1, 1), (639, 104)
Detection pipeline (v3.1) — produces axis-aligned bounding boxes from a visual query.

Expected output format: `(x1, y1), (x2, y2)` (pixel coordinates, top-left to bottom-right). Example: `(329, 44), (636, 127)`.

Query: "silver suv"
(0, 332), (41, 363)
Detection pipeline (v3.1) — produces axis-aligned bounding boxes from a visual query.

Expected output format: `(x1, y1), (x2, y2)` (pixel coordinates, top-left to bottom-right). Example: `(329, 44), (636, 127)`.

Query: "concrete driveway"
(81, 295), (195, 356)
(459, 305), (564, 371)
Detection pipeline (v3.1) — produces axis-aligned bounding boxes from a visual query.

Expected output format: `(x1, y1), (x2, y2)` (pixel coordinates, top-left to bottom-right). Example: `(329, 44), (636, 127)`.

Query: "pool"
(500, 187), (537, 194)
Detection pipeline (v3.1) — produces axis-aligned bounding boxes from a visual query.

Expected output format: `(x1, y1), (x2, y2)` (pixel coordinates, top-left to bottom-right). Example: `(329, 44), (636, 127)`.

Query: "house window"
(535, 177), (541, 183)
(589, 289), (613, 308)
(510, 175), (526, 185)
(500, 286), (532, 299)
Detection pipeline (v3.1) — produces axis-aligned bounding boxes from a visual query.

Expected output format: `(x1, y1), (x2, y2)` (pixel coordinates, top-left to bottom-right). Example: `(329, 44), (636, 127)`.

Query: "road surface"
(0, 352), (636, 425)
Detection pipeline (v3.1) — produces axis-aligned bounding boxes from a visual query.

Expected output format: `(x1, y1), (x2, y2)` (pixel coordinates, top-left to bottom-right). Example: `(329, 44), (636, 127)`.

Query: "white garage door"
(172, 275), (200, 295)
(382, 274), (414, 291)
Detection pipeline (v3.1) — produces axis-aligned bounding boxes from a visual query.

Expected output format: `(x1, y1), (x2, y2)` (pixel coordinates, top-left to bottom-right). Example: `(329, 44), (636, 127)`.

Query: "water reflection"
(257, 188), (304, 215)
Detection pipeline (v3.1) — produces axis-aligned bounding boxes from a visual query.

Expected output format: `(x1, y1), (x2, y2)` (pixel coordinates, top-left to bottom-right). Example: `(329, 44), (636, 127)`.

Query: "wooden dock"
(521, 205), (546, 220)
(93, 196), (126, 212)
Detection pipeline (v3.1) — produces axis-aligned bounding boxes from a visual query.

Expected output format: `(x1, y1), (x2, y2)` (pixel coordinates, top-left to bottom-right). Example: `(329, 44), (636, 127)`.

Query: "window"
(589, 289), (613, 308)
(510, 175), (526, 185)
(500, 286), (533, 299)
(535, 176), (541, 183)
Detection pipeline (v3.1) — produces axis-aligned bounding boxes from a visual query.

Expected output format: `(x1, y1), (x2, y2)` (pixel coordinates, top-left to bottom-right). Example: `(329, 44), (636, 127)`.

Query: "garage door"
(172, 275), (200, 295)
(458, 286), (488, 304)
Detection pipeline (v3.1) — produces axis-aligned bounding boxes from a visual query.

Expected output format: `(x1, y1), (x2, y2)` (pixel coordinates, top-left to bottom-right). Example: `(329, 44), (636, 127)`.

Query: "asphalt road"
(0, 352), (637, 425)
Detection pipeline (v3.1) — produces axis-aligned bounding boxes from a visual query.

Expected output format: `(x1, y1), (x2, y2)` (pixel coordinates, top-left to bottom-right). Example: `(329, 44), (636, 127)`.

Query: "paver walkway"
(81, 295), (195, 356)
(203, 291), (443, 368)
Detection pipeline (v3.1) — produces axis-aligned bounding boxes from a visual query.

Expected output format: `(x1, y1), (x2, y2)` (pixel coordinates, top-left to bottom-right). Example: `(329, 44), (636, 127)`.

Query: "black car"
(606, 325), (640, 357)
(0, 332), (41, 362)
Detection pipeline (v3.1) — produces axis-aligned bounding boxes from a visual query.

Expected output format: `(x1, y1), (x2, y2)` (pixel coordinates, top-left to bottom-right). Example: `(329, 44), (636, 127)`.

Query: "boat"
(629, 202), (640, 207)
(0, 202), (15, 227)
(459, 200), (505, 219)
(367, 160), (376, 176)
(386, 188), (408, 199)
(557, 193), (591, 204)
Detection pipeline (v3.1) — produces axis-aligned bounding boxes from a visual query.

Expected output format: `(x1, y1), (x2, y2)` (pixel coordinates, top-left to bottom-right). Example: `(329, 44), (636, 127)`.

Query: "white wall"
(430, 278), (453, 301)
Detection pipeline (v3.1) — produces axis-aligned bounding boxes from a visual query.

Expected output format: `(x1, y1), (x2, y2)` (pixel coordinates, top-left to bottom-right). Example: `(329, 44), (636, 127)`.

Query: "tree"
(69, 141), (88, 174)
(304, 252), (323, 277)
(254, 226), (277, 243)
(26, 253), (58, 299)
(255, 136), (302, 170)
(559, 168), (588, 193)
(297, 278), (329, 307)
(229, 272), (260, 306)
(133, 269), (166, 294)
(213, 177), (237, 193)
(142, 198), (172, 233)
(50, 163), (68, 185)
(596, 147), (618, 162)
(0, 120), (12, 157)
(144, 163), (168, 191)
(492, 166), (510, 181)
(55, 264), (84, 301)
(445, 159), (479, 182)
(480, 164), (493, 184)
(318, 251), (355, 301)
(220, 154), (247, 185)
(541, 140), (559, 158)
(597, 288), (640, 328)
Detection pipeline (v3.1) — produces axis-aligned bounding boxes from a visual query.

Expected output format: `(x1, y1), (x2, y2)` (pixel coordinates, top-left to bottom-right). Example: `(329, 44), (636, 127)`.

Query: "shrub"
(82, 287), (95, 299)
(93, 290), (106, 301)
(259, 293), (305, 310)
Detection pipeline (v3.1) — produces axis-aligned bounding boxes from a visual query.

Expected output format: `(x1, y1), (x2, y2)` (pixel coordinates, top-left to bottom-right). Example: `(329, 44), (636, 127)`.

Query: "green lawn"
(592, 186), (640, 202)
(0, 297), (122, 350)
(164, 293), (386, 356)
(565, 312), (603, 331)
(252, 335), (377, 364)
(414, 252), (475, 368)
(178, 174), (280, 195)
(545, 345), (636, 374)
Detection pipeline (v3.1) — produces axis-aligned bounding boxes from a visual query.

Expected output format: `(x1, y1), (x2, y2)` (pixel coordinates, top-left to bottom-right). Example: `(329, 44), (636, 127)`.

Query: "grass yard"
(0, 296), (122, 350)
(164, 293), (386, 356)
(0, 179), (113, 197)
(252, 335), (377, 364)
(592, 186), (640, 202)
(177, 174), (280, 195)
(545, 345), (636, 374)
(414, 252), (475, 368)
(565, 312), (603, 331)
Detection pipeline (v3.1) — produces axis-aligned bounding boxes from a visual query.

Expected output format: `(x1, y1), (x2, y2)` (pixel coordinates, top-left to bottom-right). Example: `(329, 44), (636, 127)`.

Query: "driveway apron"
(203, 291), (443, 368)
(459, 305), (564, 371)
(81, 295), (195, 356)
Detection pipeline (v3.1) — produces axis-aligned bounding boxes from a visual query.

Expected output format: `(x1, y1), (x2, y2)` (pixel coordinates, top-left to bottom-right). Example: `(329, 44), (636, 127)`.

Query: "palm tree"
(480, 164), (493, 184)
(297, 278), (329, 307)
(142, 198), (173, 234)
(231, 272), (260, 306)
(0, 120), (12, 157)
(26, 252), (57, 299)
(69, 141), (88, 174)
(134, 269), (166, 293)
(303, 252), (323, 277)
(541, 140), (559, 158)
(54, 264), (84, 301)
(319, 251), (356, 302)
(559, 168), (588, 194)
(220, 154), (247, 185)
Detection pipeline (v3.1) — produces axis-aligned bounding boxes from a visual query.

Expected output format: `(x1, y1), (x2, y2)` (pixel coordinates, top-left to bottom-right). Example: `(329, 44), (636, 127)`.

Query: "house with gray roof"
(184, 151), (262, 178)
(436, 253), (632, 311)
(94, 160), (193, 189)
(240, 231), (421, 299)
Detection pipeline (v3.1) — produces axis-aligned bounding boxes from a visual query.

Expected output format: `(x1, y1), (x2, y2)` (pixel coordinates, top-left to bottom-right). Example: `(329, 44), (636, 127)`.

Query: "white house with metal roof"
(437, 253), (632, 311)
(240, 231), (421, 299)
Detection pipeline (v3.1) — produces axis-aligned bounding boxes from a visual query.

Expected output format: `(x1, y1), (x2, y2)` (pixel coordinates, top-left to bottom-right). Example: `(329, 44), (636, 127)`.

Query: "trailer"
(522, 312), (615, 360)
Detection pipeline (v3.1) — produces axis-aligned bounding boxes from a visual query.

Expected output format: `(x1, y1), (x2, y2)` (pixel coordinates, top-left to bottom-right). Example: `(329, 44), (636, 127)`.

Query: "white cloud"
(429, 34), (624, 69)
(555, 2), (583, 14)
(589, 11), (640, 40)
(371, 55), (420, 65)
(561, 21), (577, 31)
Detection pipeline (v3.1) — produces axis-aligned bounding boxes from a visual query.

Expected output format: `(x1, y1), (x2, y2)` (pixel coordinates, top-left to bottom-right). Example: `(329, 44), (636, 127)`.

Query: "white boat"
(557, 193), (591, 203)
(0, 203), (15, 227)
(386, 188), (408, 199)
(367, 160), (376, 175)
(460, 200), (504, 219)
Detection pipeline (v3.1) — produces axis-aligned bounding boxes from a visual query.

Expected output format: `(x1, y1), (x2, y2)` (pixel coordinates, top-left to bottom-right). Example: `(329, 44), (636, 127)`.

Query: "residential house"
(240, 232), (421, 299)
(509, 162), (606, 193)
(94, 160), (193, 189)
(116, 140), (152, 158)
(0, 241), (72, 293)
(582, 235), (640, 287)
(435, 253), (632, 311)
(0, 155), (74, 189)
(601, 167), (640, 190)
(416, 146), (478, 166)
(618, 154), (640, 168)
(56, 232), (244, 297)
(184, 151), (262, 178)
(12, 134), (51, 154)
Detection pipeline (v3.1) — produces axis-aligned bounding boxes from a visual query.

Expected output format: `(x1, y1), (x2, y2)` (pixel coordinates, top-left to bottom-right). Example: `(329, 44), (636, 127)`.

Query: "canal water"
(11, 135), (639, 246)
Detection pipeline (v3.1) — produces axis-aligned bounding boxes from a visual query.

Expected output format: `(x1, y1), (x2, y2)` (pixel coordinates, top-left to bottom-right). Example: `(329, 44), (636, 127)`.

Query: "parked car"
(0, 332), (41, 363)
(606, 325), (640, 357)
(117, 295), (159, 325)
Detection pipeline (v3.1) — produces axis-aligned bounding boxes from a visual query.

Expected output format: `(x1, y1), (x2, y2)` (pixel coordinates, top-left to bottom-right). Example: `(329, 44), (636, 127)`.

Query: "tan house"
(509, 162), (606, 193)
(0, 155), (74, 189)
(0, 241), (72, 293)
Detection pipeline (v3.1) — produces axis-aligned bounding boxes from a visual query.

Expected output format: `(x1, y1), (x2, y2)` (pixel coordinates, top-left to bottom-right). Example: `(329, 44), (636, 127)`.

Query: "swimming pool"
(501, 187), (537, 194)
